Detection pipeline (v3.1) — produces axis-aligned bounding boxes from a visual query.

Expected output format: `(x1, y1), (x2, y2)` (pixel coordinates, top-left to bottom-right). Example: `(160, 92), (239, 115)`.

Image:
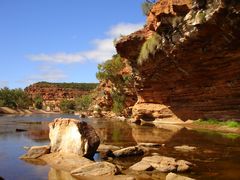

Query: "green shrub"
(0, 87), (31, 109)
(111, 91), (125, 115)
(33, 82), (98, 91)
(59, 99), (76, 113)
(138, 33), (162, 65)
(223, 121), (240, 128)
(141, 0), (155, 16)
(75, 94), (93, 110)
(96, 54), (124, 82)
(197, 119), (240, 128)
(33, 95), (43, 109)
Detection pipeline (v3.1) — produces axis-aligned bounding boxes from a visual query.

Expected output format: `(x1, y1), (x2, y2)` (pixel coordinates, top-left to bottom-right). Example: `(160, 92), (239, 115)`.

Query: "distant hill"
(25, 82), (98, 111)
(31, 81), (98, 91)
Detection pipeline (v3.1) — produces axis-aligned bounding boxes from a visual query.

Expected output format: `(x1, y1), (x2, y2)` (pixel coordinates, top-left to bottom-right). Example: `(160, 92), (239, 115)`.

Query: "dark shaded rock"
(16, 128), (27, 132)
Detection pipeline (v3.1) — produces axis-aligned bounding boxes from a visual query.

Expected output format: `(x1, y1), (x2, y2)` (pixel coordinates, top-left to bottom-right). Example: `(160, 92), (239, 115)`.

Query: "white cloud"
(27, 53), (84, 64)
(19, 66), (67, 85)
(107, 23), (143, 37)
(27, 22), (143, 64)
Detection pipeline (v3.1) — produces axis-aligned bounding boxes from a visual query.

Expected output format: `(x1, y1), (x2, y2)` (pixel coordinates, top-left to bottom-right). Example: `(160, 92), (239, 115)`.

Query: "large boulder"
(49, 118), (100, 158)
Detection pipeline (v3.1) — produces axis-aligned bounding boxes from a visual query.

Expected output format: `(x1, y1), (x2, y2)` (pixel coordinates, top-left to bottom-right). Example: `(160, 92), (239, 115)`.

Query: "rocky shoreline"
(0, 106), (59, 115)
(20, 118), (196, 180)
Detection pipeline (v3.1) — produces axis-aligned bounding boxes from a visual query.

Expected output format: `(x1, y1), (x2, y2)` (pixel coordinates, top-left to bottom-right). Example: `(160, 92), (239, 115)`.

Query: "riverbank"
(183, 120), (240, 135)
(0, 107), (58, 115)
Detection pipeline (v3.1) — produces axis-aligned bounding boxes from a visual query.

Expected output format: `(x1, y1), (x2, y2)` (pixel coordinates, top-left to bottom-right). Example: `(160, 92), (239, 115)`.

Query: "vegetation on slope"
(138, 32), (162, 65)
(196, 119), (240, 128)
(33, 82), (98, 91)
(0, 87), (31, 109)
(141, 0), (156, 16)
(96, 54), (133, 114)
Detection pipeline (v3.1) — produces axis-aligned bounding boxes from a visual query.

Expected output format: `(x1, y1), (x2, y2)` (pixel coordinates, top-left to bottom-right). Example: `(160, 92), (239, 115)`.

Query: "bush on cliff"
(111, 91), (125, 115)
(138, 32), (162, 65)
(96, 54), (124, 84)
(0, 87), (31, 109)
(141, 0), (156, 16)
(60, 99), (76, 113)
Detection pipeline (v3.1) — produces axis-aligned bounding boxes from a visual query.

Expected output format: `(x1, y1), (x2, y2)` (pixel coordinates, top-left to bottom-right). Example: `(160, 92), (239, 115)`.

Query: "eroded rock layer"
(116, 0), (240, 121)
(25, 82), (97, 111)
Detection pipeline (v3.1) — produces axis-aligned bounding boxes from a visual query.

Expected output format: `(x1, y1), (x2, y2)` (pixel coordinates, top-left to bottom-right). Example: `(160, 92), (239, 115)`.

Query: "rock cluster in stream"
(20, 118), (195, 179)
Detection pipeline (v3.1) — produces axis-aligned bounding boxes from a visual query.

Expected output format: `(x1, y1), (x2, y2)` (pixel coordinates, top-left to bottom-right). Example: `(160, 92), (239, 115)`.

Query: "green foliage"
(111, 91), (125, 115)
(0, 87), (31, 109)
(138, 33), (162, 65)
(222, 133), (240, 140)
(59, 99), (76, 113)
(33, 82), (98, 91)
(75, 94), (93, 110)
(33, 95), (43, 109)
(141, 0), (155, 16)
(197, 119), (240, 128)
(96, 54), (125, 85)
(224, 121), (240, 128)
(196, 11), (206, 24)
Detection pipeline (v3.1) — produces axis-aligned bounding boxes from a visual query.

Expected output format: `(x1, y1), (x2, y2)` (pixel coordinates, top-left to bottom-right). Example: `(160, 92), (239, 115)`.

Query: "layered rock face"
(49, 118), (100, 158)
(116, 0), (240, 121)
(25, 82), (97, 111)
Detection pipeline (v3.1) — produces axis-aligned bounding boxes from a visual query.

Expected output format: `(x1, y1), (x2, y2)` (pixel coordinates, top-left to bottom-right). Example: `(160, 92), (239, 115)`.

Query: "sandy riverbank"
(0, 107), (59, 115)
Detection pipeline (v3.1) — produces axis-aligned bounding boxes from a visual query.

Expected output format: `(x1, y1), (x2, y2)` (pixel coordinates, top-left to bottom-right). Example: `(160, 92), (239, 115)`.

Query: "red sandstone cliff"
(116, 0), (240, 121)
(25, 82), (97, 111)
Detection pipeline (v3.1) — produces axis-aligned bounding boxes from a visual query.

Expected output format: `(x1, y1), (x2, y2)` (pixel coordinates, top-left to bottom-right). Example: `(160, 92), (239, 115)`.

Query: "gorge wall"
(116, 0), (240, 121)
(25, 82), (98, 111)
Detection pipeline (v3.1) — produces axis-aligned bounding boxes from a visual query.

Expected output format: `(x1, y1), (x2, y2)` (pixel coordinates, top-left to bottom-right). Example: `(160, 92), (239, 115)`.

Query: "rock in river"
(129, 155), (193, 173)
(20, 145), (50, 159)
(71, 161), (119, 176)
(113, 146), (144, 158)
(49, 118), (100, 158)
(166, 172), (195, 180)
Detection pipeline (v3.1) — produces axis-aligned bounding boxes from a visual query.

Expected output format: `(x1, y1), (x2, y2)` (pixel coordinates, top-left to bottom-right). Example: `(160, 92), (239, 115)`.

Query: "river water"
(0, 114), (239, 180)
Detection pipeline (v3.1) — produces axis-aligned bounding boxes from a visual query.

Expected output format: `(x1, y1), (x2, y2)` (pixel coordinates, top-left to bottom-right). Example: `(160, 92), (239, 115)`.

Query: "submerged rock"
(49, 118), (100, 158)
(166, 172), (195, 180)
(129, 155), (193, 173)
(40, 152), (94, 172)
(174, 145), (197, 152)
(20, 145), (50, 159)
(71, 162), (119, 176)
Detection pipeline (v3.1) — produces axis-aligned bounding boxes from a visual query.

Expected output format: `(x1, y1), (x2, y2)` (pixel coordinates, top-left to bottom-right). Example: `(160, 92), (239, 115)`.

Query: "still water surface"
(0, 114), (240, 180)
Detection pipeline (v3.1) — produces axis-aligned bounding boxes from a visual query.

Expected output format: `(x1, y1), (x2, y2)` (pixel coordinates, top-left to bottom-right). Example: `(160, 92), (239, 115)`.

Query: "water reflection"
(0, 114), (240, 180)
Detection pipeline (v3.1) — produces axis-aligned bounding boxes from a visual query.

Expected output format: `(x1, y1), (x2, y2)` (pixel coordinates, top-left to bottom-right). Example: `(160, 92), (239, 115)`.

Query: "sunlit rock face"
(25, 82), (96, 111)
(116, 0), (240, 121)
(49, 118), (100, 158)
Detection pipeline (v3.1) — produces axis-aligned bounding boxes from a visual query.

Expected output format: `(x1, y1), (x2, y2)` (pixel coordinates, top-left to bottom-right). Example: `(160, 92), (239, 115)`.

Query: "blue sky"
(0, 0), (145, 88)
